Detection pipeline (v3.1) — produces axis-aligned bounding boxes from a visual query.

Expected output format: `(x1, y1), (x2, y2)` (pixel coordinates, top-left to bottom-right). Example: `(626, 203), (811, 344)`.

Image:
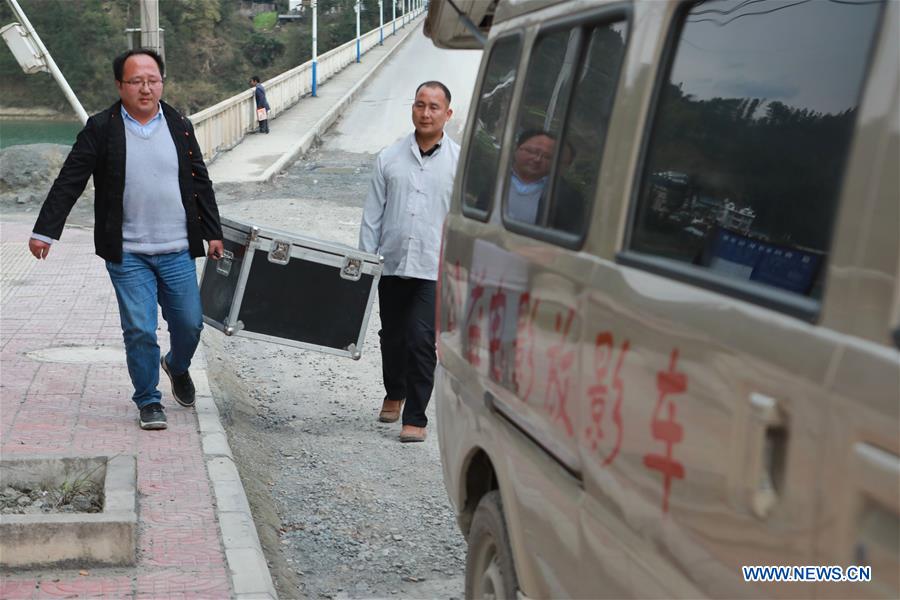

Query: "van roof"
(424, 0), (562, 49)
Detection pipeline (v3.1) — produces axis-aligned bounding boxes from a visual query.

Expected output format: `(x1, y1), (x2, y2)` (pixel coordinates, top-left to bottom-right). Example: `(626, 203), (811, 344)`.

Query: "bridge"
(194, 8), (481, 184)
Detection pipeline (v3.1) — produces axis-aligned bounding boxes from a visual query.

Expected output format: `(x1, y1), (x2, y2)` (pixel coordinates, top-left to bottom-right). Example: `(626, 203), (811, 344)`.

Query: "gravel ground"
(205, 143), (467, 600)
(0, 484), (102, 515)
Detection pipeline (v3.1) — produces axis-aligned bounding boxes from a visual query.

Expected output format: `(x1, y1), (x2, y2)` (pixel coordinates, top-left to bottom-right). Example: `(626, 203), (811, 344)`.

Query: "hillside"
(1, 0), (397, 117)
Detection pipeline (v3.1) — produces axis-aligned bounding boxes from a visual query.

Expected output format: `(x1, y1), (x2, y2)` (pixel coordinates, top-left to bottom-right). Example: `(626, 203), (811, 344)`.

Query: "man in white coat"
(359, 81), (460, 443)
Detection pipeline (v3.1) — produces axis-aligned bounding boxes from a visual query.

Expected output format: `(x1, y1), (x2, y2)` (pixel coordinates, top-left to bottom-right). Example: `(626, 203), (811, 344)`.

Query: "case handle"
(216, 250), (234, 276)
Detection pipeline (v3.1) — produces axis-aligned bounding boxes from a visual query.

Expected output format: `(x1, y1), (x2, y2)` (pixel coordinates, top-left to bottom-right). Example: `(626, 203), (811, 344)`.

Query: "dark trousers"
(378, 276), (436, 427)
(259, 119), (269, 133)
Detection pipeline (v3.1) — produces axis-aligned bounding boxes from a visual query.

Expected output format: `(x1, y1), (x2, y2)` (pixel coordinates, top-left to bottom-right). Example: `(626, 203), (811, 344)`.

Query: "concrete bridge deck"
(209, 21), (421, 184)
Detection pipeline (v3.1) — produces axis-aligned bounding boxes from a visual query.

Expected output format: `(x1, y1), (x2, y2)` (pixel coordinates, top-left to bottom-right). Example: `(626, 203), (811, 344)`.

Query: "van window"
(462, 36), (522, 217)
(504, 28), (577, 227)
(550, 21), (628, 235)
(627, 0), (883, 303)
(504, 19), (629, 240)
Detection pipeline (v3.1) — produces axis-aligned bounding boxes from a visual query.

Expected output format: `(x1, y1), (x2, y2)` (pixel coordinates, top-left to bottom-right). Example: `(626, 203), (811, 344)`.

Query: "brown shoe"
(399, 425), (426, 443)
(378, 398), (404, 423)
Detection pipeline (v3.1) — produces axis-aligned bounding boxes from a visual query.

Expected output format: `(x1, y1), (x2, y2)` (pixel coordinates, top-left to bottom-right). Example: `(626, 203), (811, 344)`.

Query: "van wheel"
(465, 490), (518, 599)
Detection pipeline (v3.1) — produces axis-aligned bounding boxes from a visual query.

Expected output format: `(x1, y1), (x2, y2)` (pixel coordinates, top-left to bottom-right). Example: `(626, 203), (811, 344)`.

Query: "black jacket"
(33, 100), (223, 263)
(254, 84), (270, 111)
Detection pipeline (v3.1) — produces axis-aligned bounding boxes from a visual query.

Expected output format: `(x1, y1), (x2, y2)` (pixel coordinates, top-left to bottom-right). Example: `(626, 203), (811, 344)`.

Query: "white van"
(425, 0), (900, 598)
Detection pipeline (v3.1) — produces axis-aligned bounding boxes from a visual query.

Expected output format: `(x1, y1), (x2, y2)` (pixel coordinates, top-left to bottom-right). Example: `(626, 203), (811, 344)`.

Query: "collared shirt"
(120, 104), (164, 139)
(359, 132), (460, 280)
(420, 142), (440, 157)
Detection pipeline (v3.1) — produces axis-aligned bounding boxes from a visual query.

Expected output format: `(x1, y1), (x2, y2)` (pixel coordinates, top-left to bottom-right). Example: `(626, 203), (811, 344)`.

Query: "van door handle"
(748, 393), (788, 519)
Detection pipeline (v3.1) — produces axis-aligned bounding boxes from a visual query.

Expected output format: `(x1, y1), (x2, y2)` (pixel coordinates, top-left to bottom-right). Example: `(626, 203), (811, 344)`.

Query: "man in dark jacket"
(28, 48), (224, 431)
(250, 75), (270, 134)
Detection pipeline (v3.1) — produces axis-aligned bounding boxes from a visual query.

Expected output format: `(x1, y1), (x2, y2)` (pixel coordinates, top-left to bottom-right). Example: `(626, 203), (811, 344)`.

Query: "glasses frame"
(121, 78), (164, 89)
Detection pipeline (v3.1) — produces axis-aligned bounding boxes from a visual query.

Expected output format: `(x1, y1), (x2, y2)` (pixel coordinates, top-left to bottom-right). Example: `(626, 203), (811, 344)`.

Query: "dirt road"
(206, 144), (467, 599)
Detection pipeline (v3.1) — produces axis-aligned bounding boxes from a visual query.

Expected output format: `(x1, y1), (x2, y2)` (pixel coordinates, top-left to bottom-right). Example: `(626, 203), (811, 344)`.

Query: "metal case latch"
(268, 239), (291, 265)
(341, 256), (363, 281)
(216, 250), (235, 276)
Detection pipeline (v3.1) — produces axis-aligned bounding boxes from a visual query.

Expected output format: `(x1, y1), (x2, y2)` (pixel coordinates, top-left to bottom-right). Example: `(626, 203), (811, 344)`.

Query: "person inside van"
(507, 130), (556, 224)
(507, 130), (585, 233)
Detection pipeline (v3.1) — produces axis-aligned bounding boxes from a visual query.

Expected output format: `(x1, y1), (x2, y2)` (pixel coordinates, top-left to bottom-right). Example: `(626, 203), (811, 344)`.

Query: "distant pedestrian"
(359, 81), (460, 443)
(28, 48), (224, 431)
(250, 75), (270, 134)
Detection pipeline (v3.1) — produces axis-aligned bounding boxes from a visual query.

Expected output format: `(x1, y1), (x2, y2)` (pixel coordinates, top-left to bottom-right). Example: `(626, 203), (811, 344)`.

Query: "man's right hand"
(29, 238), (51, 260)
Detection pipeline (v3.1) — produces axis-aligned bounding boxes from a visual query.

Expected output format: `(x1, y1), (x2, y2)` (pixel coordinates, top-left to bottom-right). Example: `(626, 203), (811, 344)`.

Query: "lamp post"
(355, 1), (361, 63)
(392, 0), (396, 35)
(379, 0), (383, 45)
(311, 0), (317, 96)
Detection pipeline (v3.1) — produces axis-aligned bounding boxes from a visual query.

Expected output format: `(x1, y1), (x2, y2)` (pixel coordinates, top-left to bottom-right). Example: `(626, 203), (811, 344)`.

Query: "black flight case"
(199, 216), (383, 360)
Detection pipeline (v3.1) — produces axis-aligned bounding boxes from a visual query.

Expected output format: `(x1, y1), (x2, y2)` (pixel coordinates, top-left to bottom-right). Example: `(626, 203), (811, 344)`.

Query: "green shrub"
(253, 11), (278, 31)
(244, 33), (286, 68)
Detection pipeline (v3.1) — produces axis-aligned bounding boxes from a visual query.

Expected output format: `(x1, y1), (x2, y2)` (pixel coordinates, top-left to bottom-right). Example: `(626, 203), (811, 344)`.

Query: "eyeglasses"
(122, 78), (163, 89)
(518, 146), (553, 161)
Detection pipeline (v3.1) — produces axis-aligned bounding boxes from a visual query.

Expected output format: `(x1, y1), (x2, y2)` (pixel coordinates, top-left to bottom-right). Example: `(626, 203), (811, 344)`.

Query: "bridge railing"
(189, 9), (423, 162)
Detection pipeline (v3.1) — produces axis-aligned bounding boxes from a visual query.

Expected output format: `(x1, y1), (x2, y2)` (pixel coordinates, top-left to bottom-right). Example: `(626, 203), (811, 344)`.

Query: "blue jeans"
(106, 251), (203, 408)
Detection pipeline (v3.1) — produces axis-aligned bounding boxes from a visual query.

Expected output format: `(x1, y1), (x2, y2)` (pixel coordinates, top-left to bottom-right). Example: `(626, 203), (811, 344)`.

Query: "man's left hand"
(207, 240), (224, 260)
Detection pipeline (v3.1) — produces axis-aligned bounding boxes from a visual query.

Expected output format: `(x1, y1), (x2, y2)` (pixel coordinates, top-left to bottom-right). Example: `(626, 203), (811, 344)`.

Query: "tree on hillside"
(0, 0), (407, 116)
(0, 0), (129, 113)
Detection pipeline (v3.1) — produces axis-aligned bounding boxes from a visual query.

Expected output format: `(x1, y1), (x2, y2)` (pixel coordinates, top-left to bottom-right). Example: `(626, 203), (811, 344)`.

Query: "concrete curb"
(193, 353), (278, 600)
(257, 18), (425, 183)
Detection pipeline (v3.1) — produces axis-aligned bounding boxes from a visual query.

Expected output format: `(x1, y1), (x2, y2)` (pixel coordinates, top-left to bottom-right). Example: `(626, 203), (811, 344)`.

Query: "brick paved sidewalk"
(1, 222), (233, 599)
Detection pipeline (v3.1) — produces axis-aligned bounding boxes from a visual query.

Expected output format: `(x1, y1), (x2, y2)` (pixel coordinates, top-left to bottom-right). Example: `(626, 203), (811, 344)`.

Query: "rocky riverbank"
(0, 143), (93, 218)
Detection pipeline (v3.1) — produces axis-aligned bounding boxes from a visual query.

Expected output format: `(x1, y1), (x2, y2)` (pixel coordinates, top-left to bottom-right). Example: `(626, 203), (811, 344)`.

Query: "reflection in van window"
(508, 129), (558, 223)
(629, 0), (883, 299)
(551, 21), (628, 235)
(505, 29), (576, 226)
(505, 21), (629, 239)
(462, 37), (522, 214)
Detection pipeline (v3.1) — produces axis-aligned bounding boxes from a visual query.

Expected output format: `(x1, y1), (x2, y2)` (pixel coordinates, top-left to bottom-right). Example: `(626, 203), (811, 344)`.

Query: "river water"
(0, 120), (81, 149)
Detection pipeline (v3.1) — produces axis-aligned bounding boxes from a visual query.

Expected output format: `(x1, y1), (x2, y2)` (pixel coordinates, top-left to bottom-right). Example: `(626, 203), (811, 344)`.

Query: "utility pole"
(392, 0), (396, 35)
(2, 0), (88, 124)
(139, 0), (163, 60)
(355, 1), (361, 63)
(379, 0), (383, 46)
(312, 0), (317, 96)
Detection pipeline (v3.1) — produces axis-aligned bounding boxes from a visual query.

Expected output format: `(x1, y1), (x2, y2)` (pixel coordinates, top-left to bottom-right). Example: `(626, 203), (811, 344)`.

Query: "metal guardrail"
(189, 10), (423, 162)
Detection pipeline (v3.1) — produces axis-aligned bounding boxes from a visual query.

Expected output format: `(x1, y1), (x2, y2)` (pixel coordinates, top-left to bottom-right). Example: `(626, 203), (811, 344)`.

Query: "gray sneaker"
(139, 403), (167, 430)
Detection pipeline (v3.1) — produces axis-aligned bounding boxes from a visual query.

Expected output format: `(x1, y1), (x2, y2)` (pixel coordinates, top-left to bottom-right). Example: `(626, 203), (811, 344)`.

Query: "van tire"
(465, 490), (518, 599)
